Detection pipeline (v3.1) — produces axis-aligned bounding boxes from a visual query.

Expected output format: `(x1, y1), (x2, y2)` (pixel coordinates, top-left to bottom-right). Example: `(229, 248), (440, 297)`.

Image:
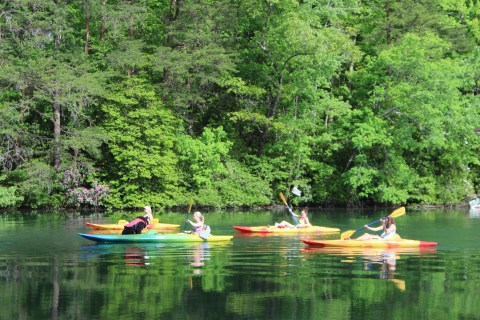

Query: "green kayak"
(78, 232), (233, 243)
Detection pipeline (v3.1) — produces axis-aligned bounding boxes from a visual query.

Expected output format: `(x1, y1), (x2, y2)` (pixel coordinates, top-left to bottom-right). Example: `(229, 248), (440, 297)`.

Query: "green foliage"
(101, 78), (182, 208)
(0, 0), (479, 208)
(178, 127), (232, 188)
(347, 31), (478, 205)
(12, 161), (59, 208)
(196, 161), (272, 208)
(176, 127), (272, 207)
(0, 186), (23, 208)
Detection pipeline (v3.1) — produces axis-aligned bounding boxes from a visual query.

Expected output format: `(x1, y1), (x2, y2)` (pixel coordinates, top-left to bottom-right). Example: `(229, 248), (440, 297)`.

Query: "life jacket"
(122, 216), (149, 235)
(381, 230), (397, 239)
(199, 225), (211, 240)
(125, 217), (148, 228)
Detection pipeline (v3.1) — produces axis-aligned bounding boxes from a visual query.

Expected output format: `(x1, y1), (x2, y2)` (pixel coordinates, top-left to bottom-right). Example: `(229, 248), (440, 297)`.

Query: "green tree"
(151, 0), (237, 133)
(226, 0), (360, 201)
(177, 126), (271, 207)
(348, 33), (479, 204)
(100, 78), (182, 208)
(0, 0), (108, 207)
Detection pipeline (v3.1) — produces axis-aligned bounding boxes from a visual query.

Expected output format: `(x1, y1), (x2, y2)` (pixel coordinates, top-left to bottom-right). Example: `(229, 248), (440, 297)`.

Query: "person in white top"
(143, 206), (153, 221)
(355, 217), (397, 240)
(275, 207), (312, 228)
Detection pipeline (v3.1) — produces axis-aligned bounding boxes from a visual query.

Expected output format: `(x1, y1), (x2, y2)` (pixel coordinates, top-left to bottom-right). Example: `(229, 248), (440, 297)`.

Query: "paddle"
(391, 279), (406, 291)
(279, 192), (299, 225)
(340, 207), (406, 240)
(183, 199), (194, 232)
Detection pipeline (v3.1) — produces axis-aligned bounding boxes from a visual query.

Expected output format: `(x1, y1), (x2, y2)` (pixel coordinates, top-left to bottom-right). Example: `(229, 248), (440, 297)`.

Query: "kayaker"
(355, 217), (397, 240)
(275, 207), (312, 228)
(186, 211), (205, 234)
(143, 206), (154, 221)
(121, 206), (153, 235)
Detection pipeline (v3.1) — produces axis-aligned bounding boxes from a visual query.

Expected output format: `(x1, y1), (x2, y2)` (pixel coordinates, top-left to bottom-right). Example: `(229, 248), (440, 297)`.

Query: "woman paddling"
(185, 211), (205, 234)
(355, 217), (397, 240)
(275, 207), (312, 228)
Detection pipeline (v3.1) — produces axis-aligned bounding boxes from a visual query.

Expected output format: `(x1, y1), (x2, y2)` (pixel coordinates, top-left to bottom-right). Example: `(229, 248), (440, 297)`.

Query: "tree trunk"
(169, 0), (180, 21)
(162, 0), (181, 100)
(129, 0), (135, 38)
(84, 0), (91, 54)
(101, 0), (106, 41)
(385, 0), (391, 46)
(53, 95), (62, 170)
(14, 95), (27, 169)
(257, 75), (283, 157)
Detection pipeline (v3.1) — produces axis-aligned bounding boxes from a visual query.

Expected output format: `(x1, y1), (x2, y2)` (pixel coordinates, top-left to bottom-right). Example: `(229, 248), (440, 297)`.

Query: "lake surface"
(1, 207), (479, 319)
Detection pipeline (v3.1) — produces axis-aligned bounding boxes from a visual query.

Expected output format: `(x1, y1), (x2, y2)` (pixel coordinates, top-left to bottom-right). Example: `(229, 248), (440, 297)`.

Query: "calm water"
(1, 208), (479, 320)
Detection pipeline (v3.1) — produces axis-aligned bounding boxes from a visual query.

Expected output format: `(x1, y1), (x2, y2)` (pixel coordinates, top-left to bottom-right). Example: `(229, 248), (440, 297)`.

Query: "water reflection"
(469, 208), (480, 218)
(124, 246), (150, 266)
(301, 246), (437, 291)
(78, 241), (220, 272)
(5, 209), (480, 320)
(79, 243), (163, 266)
(187, 242), (210, 274)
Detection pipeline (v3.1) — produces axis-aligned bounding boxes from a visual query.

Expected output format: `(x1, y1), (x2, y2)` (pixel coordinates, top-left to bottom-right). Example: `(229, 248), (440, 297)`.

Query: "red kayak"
(233, 225), (340, 234)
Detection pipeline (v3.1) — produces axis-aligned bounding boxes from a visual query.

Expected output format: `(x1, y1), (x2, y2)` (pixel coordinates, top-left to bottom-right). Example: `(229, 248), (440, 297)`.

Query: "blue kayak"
(78, 232), (233, 243)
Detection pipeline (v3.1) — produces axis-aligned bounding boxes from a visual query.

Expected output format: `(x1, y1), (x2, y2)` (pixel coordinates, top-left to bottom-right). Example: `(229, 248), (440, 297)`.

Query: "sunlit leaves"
(177, 127), (232, 188)
(101, 78), (181, 207)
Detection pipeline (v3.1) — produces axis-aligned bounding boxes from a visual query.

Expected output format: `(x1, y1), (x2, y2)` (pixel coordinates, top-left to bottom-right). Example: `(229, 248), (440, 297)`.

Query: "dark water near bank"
(1, 208), (479, 319)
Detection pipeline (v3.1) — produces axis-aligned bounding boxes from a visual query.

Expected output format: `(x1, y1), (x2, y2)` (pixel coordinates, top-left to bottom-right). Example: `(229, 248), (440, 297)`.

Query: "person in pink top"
(185, 211), (205, 234)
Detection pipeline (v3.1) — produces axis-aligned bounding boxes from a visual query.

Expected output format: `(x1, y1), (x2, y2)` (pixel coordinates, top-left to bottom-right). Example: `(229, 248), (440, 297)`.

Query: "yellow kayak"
(85, 219), (179, 231)
(233, 225), (340, 234)
(302, 236), (437, 248)
(301, 245), (437, 255)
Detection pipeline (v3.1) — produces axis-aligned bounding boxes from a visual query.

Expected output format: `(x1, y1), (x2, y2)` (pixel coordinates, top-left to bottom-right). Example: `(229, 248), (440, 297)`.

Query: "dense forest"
(0, 0), (479, 209)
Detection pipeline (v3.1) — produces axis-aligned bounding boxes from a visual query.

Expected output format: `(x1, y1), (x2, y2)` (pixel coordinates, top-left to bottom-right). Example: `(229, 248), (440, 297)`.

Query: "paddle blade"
(188, 199), (193, 213)
(279, 192), (288, 206)
(391, 279), (406, 291)
(340, 230), (355, 240)
(118, 220), (128, 225)
(292, 186), (302, 196)
(389, 207), (406, 219)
